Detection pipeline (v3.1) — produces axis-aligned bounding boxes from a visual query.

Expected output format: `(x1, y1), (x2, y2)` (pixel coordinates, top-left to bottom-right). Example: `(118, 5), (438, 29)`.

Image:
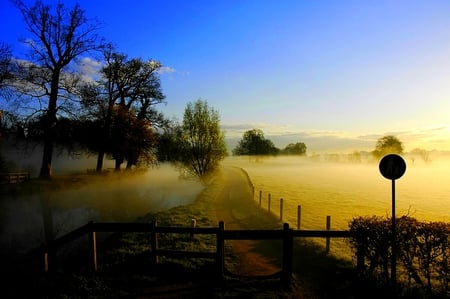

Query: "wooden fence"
(0, 172), (30, 184)
(40, 221), (354, 284)
(256, 190), (335, 232)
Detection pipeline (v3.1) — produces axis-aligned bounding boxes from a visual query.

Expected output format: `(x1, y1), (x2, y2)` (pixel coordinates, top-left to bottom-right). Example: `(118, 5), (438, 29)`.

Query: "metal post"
(391, 179), (397, 293)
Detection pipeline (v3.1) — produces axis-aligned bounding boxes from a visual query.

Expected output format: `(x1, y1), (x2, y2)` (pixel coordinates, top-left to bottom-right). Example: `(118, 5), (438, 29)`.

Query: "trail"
(138, 166), (320, 298)
(213, 166), (281, 276)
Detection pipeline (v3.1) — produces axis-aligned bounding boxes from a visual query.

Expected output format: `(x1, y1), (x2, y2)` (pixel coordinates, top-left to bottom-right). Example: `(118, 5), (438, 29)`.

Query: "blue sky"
(1, 0), (450, 153)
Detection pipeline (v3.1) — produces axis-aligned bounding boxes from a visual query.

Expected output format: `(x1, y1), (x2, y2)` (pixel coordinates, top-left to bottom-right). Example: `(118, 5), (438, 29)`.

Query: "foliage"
(178, 99), (227, 179)
(280, 142), (307, 155)
(232, 128), (279, 156)
(109, 107), (157, 169)
(349, 216), (450, 297)
(372, 135), (404, 159)
(79, 48), (166, 171)
(155, 122), (184, 162)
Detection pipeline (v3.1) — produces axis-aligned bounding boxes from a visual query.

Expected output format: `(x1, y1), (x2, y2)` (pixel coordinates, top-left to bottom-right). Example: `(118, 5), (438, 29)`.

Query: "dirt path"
(138, 166), (320, 298)
(213, 166), (281, 276)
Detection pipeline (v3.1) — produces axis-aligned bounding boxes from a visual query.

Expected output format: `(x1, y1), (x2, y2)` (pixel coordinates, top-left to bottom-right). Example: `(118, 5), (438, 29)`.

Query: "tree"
(0, 43), (13, 90)
(80, 49), (165, 171)
(179, 99), (227, 179)
(281, 142), (307, 155)
(155, 121), (184, 162)
(372, 135), (404, 159)
(409, 148), (430, 163)
(232, 128), (279, 155)
(12, 0), (103, 178)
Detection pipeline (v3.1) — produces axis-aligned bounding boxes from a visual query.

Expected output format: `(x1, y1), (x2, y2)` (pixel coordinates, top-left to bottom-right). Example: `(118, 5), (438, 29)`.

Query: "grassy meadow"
(223, 155), (450, 259)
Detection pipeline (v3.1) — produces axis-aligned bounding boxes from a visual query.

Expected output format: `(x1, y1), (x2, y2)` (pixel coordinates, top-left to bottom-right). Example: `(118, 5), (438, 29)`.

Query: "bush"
(349, 216), (450, 297)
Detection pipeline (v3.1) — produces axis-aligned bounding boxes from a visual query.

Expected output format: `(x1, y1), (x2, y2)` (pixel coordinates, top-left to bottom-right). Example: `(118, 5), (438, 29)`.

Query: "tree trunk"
(96, 150), (104, 172)
(39, 135), (53, 179)
(39, 70), (60, 179)
(114, 157), (122, 171)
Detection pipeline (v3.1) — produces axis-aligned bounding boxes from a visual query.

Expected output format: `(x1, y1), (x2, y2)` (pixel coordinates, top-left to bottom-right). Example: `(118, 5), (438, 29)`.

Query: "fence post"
(259, 190), (262, 206)
(42, 241), (56, 273)
(216, 221), (225, 279)
(282, 223), (293, 285)
(191, 218), (196, 238)
(326, 216), (331, 253)
(297, 205), (302, 230)
(268, 193), (271, 213)
(151, 221), (159, 264)
(41, 243), (49, 273)
(280, 198), (284, 221)
(88, 221), (98, 272)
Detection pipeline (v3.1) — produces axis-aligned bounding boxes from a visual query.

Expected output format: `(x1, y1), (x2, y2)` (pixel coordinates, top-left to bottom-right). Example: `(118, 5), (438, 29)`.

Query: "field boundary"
(40, 220), (354, 284)
(0, 172), (30, 184)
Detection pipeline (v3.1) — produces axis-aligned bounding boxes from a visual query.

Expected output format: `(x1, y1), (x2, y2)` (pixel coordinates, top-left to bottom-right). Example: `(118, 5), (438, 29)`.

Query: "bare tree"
(0, 43), (13, 89)
(12, 0), (103, 178)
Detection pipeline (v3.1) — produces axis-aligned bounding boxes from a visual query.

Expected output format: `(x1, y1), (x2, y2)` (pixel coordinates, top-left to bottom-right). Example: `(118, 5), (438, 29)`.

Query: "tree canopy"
(80, 48), (165, 171)
(372, 135), (404, 159)
(232, 129), (279, 156)
(178, 99), (227, 179)
(280, 142), (307, 155)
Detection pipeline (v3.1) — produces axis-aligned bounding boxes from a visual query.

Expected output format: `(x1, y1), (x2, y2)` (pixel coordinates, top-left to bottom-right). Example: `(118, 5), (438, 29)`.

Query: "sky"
(1, 0), (450, 153)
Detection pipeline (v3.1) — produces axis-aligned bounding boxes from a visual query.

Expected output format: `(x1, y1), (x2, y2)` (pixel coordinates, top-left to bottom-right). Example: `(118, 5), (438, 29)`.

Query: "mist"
(0, 163), (204, 254)
(224, 154), (450, 228)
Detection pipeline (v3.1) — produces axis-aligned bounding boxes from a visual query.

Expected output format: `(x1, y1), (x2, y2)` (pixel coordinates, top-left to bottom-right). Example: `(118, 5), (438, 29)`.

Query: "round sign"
(379, 154), (406, 180)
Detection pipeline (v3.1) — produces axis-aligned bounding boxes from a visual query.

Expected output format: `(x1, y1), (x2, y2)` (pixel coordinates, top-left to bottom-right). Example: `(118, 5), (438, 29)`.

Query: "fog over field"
(224, 154), (450, 228)
(2, 148), (450, 259)
(0, 163), (203, 253)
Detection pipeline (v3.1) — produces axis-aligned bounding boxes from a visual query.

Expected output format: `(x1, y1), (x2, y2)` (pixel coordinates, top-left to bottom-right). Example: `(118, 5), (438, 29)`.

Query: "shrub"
(349, 216), (450, 297)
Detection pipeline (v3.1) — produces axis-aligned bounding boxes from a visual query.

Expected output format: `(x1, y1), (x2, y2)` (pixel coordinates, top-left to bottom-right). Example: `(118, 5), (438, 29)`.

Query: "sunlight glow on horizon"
(1, 0), (450, 153)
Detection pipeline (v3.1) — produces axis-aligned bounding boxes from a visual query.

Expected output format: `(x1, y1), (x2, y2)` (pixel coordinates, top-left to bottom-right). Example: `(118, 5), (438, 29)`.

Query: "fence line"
(254, 189), (337, 232)
(40, 221), (354, 285)
(0, 172), (30, 184)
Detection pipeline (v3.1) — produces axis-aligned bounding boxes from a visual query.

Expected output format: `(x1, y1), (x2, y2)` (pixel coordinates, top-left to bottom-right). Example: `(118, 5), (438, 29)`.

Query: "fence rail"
(0, 172), (30, 184)
(40, 221), (356, 284)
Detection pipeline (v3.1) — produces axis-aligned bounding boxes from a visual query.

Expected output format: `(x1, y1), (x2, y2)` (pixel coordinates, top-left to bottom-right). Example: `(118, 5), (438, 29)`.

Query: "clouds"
(157, 66), (176, 74)
(76, 56), (102, 82)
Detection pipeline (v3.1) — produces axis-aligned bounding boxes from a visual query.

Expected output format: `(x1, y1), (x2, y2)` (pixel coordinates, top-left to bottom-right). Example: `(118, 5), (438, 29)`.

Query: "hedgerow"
(349, 216), (450, 297)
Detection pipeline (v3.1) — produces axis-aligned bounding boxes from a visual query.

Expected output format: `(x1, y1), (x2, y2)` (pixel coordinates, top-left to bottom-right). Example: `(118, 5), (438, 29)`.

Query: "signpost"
(379, 153), (406, 296)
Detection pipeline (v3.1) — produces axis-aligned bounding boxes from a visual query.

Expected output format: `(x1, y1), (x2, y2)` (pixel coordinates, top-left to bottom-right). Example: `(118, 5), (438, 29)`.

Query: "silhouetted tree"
(80, 48), (165, 171)
(233, 128), (279, 155)
(409, 148), (430, 163)
(155, 121), (184, 162)
(12, 0), (103, 178)
(372, 135), (404, 159)
(179, 99), (227, 179)
(281, 142), (307, 155)
(0, 43), (13, 90)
